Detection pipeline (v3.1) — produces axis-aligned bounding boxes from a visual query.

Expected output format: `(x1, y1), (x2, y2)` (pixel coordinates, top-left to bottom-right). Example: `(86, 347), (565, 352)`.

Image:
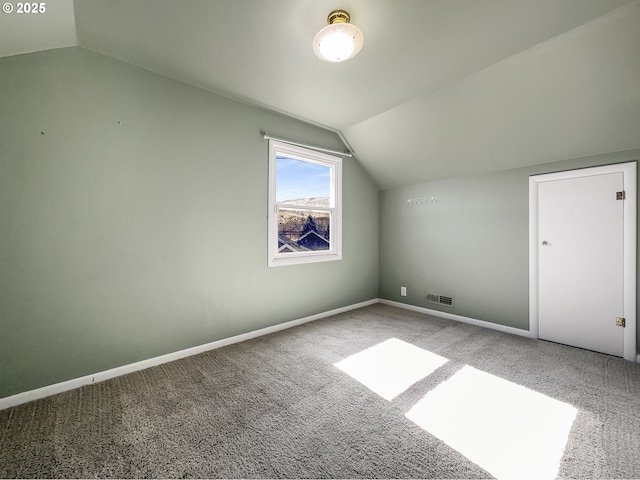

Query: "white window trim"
(268, 140), (342, 267)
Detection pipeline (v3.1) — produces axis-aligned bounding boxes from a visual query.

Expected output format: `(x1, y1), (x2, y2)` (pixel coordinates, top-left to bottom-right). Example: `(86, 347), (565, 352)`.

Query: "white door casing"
(529, 162), (637, 361)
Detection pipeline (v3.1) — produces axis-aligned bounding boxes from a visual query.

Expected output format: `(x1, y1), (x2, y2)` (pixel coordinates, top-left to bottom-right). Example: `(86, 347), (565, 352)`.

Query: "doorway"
(529, 162), (637, 361)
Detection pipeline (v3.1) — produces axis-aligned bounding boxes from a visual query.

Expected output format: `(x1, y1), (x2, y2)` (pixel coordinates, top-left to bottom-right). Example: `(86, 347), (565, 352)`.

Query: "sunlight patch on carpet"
(334, 338), (448, 401)
(405, 365), (577, 479)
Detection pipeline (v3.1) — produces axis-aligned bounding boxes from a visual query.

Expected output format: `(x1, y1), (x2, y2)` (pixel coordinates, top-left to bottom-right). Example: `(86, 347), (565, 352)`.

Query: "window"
(268, 140), (342, 267)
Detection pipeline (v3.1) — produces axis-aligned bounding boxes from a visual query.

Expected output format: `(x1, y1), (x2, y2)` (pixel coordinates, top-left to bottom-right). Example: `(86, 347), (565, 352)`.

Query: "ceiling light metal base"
(328, 10), (350, 24)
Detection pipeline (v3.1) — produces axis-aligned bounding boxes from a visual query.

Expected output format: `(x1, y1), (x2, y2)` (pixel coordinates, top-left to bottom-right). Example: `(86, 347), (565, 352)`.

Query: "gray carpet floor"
(1, 303), (639, 478)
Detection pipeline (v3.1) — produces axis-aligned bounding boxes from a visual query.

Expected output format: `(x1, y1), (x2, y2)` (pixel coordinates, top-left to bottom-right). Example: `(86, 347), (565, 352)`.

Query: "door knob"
(541, 241), (548, 246)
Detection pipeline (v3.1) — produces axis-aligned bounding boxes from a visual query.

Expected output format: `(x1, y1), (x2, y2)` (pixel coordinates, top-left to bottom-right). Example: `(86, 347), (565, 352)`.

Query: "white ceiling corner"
(0, 0), (76, 58)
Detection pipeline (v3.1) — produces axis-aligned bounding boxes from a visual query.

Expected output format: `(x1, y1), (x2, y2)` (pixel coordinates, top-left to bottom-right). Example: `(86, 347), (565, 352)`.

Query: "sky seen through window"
(276, 156), (330, 203)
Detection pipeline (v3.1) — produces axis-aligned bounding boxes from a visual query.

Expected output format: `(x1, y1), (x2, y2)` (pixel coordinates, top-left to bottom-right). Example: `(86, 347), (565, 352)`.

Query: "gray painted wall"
(0, 47), (379, 398)
(380, 149), (640, 349)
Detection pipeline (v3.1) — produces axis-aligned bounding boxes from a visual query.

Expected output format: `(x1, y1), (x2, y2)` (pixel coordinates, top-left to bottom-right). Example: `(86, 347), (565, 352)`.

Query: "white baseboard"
(378, 299), (533, 338)
(0, 299), (378, 411)
(3, 297), (631, 411)
(382, 300), (639, 363)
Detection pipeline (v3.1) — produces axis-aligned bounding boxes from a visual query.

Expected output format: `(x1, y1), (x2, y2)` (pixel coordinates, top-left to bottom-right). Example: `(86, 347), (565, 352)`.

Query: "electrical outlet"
(401, 286), (407, 296)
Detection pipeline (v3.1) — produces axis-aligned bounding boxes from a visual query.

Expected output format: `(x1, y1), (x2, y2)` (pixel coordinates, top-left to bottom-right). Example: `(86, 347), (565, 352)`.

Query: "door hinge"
(616, 191), (626, 200)
(616, 317), (626, 327)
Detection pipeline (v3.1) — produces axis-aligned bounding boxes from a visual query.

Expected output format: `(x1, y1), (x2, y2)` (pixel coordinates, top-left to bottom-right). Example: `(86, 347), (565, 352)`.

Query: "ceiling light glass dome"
(313, 10), (363, 63)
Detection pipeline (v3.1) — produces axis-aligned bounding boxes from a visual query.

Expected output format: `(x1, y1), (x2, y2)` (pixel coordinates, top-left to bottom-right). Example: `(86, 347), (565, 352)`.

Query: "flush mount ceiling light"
(313, 10), (363, 63)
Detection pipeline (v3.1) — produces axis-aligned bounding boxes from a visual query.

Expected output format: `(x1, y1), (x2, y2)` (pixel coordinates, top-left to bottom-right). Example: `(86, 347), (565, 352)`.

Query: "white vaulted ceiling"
(2, 0), (639, 189)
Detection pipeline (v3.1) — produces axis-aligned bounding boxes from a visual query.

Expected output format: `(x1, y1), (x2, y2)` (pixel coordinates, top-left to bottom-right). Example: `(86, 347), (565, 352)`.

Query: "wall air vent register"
(426, 293), (454, 307)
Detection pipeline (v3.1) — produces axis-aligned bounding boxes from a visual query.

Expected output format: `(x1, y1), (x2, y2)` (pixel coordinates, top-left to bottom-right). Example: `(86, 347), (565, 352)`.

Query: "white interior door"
(537, 172), (624, 356)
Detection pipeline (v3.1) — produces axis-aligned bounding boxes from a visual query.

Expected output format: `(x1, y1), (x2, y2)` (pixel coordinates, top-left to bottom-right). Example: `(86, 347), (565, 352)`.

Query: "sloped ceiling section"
(0, 0), (76, 57)
(344, 1), (640, 188)
(2, 0), (639, 189)
(71, 0), (640, 188)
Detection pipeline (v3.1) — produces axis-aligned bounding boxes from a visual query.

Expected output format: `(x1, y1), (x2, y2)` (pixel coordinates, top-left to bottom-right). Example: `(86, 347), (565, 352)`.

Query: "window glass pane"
(268, 140), (341, 267)
(276, 156), (331, 207)
(278, 209), (330, 253)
